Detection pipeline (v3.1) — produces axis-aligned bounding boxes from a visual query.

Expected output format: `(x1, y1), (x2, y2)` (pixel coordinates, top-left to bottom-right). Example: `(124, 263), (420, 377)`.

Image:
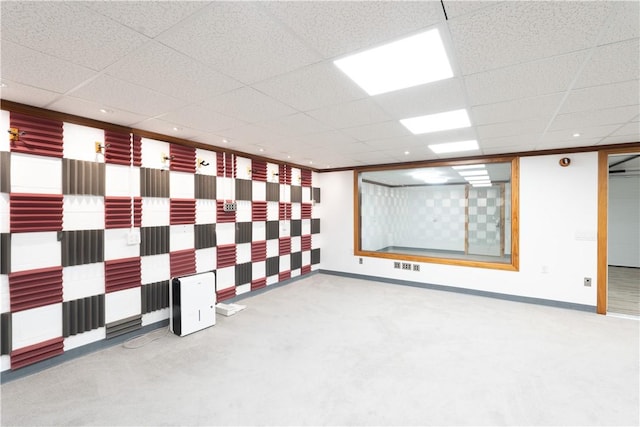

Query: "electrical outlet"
(402, 263), (412, 270)
(584, 277), (592, 287)
(413, 264), (420, 272)
(394, 262), (401, 269)
(223, 202), (237, 212)
(359, 258), (363, 265)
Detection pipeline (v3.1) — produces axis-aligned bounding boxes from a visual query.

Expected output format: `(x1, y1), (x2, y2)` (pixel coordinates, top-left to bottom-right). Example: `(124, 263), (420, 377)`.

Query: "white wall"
(608, 175), (640, 267)
(321, 152), (599, 307)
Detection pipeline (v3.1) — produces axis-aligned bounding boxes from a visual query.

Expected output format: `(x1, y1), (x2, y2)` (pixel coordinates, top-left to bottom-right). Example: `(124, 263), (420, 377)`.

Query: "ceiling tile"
(479, 134), (541, 149)
(69, 75), (187, 117)
(373, 78), (467, 119)
(598, 134), (640, 145)
(464, 51), (588, 106)
(105, 42), (243, 103)
(85, 1), (209, 38)
(0, 80), (61, 108)
(217, 123), (288, 146)
(158, 105), (247, 134)
(472, 93), (564, 125)
(482, 145), (536, 155)
(0, 41), (97, 94)
(443, 1), (501, 19)
(574, 40), (640, 89)
(342, 121), (411, 142)
(290, 130), (358, 148)
(306, 98), (392, 129)
(46, 96), (147, 127)
(560, 80), (640, 114)
(535, 137), (603, 151)
(1, 2), (148, 70)
(157, 2), (321, 84)
(612, 121), (640, 137)
(598, 1), (640, 46)
(198, 87), (297, 124)
(252, 61), (367, 111)
(540, 125), (622, 144)
(133, 118), (206, 141)
(449, 1), (613, 74)
(262, 1), (445, 58)
(476, 119), (548, 139)
(258, 113), (332, 138)
(549, 105), (640, 131)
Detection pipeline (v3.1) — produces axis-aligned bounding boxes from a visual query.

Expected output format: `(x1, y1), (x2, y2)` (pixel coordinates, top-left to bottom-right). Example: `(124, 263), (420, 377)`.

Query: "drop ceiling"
(1, 1), (638, 170)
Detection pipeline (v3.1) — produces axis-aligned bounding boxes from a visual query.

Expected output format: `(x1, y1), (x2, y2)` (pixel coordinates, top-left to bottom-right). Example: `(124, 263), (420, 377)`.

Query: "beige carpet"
(1, 273), (638, 426)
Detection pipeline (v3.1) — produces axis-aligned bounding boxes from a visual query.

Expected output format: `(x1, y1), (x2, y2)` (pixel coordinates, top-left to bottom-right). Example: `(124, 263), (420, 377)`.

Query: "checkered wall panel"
(0, 110), (321, 373)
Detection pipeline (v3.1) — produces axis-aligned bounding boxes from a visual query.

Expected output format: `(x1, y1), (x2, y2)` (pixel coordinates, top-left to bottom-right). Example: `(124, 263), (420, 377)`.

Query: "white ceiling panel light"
(428, 139), (479, 154)
(452, 164), (486, 170)
(401, 109), (471, 135)
(333, 28), (453, 96)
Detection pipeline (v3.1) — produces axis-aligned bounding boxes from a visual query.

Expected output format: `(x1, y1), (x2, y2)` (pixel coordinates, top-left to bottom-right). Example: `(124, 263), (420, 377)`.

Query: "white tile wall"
(291, 236), (301, 253)
(266, 162), (279, 183)
(105, 164), (140, 197)
(169, 171), (194, 198)
(62, 263), (105, 301)
(0, 275), (9, 313)
(279, 255), (290, 271)
(236, 156), (252, 180)
(215, 222), (235, 245)
(104, 287), (141, 324)
(0, 110), (10, 152)
(142, 308), (169, 326)
(252, 181), (266, 200)
(195, 247), (216, 273)
(11, 153), (62, 194)
(236, 283), (250, 295)
(195, 148), (217, 176)
(141, 254), (170, 285)
(236, 242), (251, 264)
(63, 327), (106, 351)
(104, 228), (140, 261)
(215, 266), (234, 290)
(252, 261), (265, 279)
(266, 239), (279, 258)
(236, 200), (251, 222)
(141, 198), (170, 227)
(63, 195), (104, 230)
(169, 224), (194, 252)
(0, 193), (9, 233)
(252, 222), (266, 241)
(140, 137), (170, 169)
(11, 231), (61, 272)
(195, 199), (216, 224)
(62, 123), (106, 162)
(12, 303), (62, 350)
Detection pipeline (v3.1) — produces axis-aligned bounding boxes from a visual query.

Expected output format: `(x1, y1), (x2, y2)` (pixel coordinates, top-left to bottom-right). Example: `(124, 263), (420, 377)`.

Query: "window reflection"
(357, 160), (515, 266)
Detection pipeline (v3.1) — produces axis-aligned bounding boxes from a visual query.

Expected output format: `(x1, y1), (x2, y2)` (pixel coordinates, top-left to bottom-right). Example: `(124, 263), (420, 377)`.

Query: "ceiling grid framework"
(0, 1), (638, 169)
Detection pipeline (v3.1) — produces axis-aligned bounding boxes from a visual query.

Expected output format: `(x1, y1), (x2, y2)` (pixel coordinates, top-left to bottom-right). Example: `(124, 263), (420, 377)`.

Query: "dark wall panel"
(235, 262), (252, 286)
(195, 223), (216, 249)
(236, 222), (252, 244)
(291, 186), (302, 203)
(266, 256), (279, 277)
(105, 315), (142, 340)
(311, 248), (321, 265)
(266, 182), (280, 201)
(141, 226), (170, 256)
(1, 313), (11, 355)
(291, 252), (302, 270)
(291, 220), (301, 237)
(140, 167), (169, 197)
(141, 280), (169, 314)
(62, 159), (105, 195)
(0, 151), (10, 193)
(61, 229), (104, 267)
(194, 174), (216, 199)
(62, 295), (105, 337)
(266, 221), (279, 240)
(0, 233), (10, 274)
(236, 179), (252, 201)
(311, 218), (321, 234)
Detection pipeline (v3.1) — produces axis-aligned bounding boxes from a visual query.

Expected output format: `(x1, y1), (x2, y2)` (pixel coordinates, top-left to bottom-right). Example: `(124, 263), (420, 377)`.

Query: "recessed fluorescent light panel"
(458, 170), (488, 177)
(428, 140), (479, 154)
(452, 164), (486, 170)
(333, 29), (453, 96)
(401, 109), (471, 135)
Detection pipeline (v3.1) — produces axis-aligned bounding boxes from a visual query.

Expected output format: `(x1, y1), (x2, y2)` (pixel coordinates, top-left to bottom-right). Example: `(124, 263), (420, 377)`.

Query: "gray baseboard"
(319, 269), (596, 313)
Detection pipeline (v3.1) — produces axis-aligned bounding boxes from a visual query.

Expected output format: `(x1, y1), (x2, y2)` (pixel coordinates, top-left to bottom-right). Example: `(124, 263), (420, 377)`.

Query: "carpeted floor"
(1, 273), (638, 426)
